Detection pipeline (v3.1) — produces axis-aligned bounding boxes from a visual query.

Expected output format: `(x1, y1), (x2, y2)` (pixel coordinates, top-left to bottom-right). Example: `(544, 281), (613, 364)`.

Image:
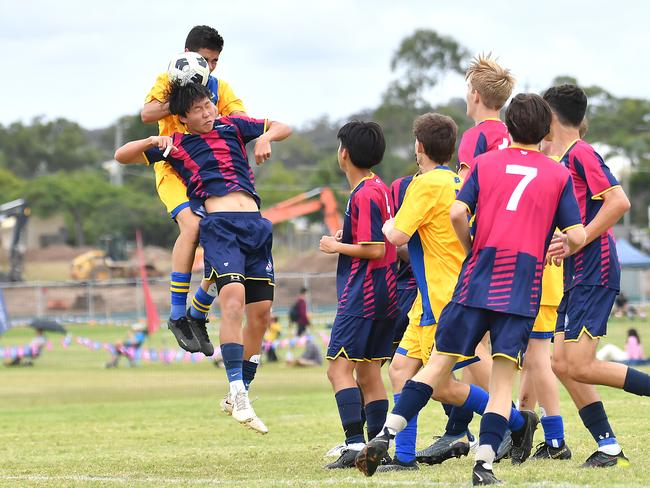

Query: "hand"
(319, 235), (339, 254)
(334, 229), (343, 242)
(382, 217), (395, 237)
(254, 136), (272, 165)
(149, 136), (177, 155)
(546, 232), (570, 266)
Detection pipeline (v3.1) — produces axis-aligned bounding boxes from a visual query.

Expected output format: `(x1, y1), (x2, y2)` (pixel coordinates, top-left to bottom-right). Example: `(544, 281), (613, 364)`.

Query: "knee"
(249, 307), (271, 329)
(566, 358), (593, 383)
(551, 354), (568, 379)
(388, 361), (410, 391)
(177, 216), (200, 241)
(221, 297), (245, 323)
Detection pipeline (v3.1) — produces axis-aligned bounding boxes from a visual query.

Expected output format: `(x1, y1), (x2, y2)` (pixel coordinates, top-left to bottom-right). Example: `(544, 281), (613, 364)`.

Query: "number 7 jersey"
(453, 146), (582, 317)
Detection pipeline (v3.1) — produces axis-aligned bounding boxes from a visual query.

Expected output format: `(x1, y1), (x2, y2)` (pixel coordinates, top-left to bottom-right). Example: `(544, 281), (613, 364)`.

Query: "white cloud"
(0, 0), (648, 129)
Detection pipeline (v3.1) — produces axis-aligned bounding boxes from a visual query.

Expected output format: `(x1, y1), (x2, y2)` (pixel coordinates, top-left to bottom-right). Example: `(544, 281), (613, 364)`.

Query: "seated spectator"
(286, 335), (323, 367)
(264, 316), (282, 362)
(4, 329), (47, 367)
(597, 328), (647, 364)
(105, 323), (148, 368)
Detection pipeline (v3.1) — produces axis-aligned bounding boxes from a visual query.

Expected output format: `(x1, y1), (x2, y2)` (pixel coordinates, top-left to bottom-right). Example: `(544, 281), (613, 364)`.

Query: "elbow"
(114, 150), (127, 164)
(621, 194), (631, 214)
(370, 247), (386, 260)
(140, 109), (153, 124)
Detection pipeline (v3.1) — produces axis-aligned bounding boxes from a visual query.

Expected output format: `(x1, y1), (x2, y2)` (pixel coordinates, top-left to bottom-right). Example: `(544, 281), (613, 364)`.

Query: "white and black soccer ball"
(167, 52), (210, 86)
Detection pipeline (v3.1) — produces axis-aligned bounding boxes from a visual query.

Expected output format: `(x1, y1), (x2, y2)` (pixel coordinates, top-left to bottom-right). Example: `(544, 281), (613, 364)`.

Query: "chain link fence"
(0, 272), (338, 326)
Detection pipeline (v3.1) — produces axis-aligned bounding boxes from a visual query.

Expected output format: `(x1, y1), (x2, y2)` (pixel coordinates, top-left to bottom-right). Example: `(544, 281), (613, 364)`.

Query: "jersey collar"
(352, 172), (375, 193)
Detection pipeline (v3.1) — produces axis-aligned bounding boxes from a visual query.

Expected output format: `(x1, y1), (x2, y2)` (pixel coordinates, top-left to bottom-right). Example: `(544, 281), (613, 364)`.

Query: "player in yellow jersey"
(141, 26), (269, 412)
(377, 113), (476, 471)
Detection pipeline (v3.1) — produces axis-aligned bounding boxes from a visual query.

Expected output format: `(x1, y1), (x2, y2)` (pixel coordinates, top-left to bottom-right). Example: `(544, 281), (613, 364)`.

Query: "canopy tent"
(616, 238), (650, 302)
(617, 238), (650, 269)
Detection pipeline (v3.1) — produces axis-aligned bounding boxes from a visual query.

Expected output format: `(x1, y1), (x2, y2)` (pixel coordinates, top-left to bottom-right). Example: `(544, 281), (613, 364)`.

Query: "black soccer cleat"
(355, 434), (391, 477)
(510, 410), (539, 465)
(376, 457), (419, 472)
(186, 312), (214, 356)
(324, 447), (360, 469)
(416, 434), (470, 465)
(472, 461), (502, 485)
(580, 449), (630, 468)
(167, 316), (200, 353)
(531, 441), (572, 460)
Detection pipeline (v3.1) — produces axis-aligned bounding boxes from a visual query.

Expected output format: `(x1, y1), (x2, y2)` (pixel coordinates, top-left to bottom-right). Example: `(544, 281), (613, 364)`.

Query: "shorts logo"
(265, 260), (273, 273)
(224, 262), (229, 267)
(230, 275), (241, 282)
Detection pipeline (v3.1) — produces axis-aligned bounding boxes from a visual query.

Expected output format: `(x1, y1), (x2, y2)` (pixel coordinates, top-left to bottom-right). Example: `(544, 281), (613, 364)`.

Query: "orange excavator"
(192, 187), (342, 271)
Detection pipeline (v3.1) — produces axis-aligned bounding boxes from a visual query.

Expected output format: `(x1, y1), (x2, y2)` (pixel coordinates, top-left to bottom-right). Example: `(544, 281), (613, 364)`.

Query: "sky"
(1, 0), (648, 130)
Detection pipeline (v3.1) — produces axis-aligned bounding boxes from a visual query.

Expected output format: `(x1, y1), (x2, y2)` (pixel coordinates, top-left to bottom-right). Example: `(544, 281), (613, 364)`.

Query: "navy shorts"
(435, 302), (535, 369)
(393, 287), (417, 344)
(555, 285), (618, 342)
(327, 314), (395, 361)
(200, 212), (274, 303)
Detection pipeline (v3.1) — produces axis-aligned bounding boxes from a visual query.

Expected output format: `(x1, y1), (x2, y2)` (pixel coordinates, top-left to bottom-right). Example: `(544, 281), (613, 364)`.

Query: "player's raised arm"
(114, 136), (176, 165)
(254, 120), (293, 164)
(141, 100), (171, 124)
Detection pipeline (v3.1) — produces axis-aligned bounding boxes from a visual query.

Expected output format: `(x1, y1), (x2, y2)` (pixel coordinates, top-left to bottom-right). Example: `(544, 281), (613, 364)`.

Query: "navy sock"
(541, 415), (565, 448)
(442, 402), (453, 417)
(394, 393), (418, 463)
(579, 401), (617, 447)
(365, 399), (389, 440)
(242, 358), (259, 389)
(446, 405), (474, 437)
(479, 413), (508, 456)
(170, 272), (191, 320)
(190, 286), (215, 319)
(220, 343), (243, 383)
(462, 384), (489, 415)
(392, 380), (432, 422)
(335, 387), (364, 445)
(623, 367), (650, 396)
(509, 407), (525, 432)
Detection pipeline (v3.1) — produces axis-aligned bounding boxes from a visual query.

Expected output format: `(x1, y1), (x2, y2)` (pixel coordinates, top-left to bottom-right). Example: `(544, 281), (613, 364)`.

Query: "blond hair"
(465, 54), (515, 110)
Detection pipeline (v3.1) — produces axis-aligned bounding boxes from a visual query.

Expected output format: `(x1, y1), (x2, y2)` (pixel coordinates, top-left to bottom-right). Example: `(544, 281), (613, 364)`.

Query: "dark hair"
(168, 81), (212, 116)
(185, 25), (224, 52)
(413, 113), (457, 163)
(337, 121), (386, 169)
(542, 84), (587, 127)
(299, 287), (308, 294)
(628, 328), (641, 343)
(505, 93), (552, 145)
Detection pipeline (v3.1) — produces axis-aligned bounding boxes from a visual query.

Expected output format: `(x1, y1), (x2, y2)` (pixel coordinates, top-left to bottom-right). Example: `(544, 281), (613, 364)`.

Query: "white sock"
(475, 444), (496, 467)
(229, 379), (246, 396)
(346, 442), (365, 451)
(598, 443), (622, 456)
(383, 413), (408, 436)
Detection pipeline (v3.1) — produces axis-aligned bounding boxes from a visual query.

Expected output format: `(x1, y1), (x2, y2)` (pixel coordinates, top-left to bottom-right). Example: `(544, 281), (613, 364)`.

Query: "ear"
(179, 114), (188, 126)
(415, 140), (425, 155)
(339, 146), (349, 161)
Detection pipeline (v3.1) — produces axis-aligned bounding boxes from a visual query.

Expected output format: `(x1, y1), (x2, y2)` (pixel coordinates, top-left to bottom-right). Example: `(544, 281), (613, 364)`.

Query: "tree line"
(1, 29), (648, 248)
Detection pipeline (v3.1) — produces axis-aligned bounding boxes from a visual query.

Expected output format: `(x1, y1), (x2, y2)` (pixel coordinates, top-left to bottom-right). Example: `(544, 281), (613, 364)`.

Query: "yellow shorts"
(530, 305), (557, 339)
(396, 322), (437, 364)
(154, 162), (190, 217)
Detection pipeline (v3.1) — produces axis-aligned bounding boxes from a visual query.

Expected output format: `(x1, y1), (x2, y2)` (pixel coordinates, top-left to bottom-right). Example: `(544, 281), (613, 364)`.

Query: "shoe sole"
(416, 443), (470, 465)
(581, 458), (630, 468)
(355, 444), (385, 477)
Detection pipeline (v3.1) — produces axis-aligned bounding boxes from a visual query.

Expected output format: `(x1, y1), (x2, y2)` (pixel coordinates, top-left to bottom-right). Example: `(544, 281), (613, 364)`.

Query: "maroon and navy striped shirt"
(560, 140), (621, 291)
(390, 175), (417, 291)
(457, 119), (510, 173)
(453, 147), (582, 317)
(336, 174), (398, 319)
(144, 115), (266, 209)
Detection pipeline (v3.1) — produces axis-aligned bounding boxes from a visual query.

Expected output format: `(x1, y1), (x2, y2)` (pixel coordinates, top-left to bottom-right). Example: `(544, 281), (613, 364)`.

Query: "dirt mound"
(26, 245), (95, 262)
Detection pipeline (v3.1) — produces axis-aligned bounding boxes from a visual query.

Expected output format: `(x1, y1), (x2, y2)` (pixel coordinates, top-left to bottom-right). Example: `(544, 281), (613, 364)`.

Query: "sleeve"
(457, 131), (474, 171)
(578, 148), (620, 200)
(555, 176), (583, 232)
(390, 179), (401, 211)
(354, 191), (386, 245)
(226, 115), (268, 143)
(143, 146), (166, 165)
(217, 79), (246, 115)
(394, 178), (436, 237)
(144, 73), (170, 103)
(456, 164), (480, 214)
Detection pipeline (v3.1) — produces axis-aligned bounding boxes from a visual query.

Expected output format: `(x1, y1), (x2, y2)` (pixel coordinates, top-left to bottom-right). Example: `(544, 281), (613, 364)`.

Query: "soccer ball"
(167, 52), (210, 86)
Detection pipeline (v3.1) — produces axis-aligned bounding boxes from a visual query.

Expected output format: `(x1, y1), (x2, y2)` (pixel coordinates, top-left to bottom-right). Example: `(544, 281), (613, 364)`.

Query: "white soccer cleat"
(325, 443), (347, 458)
(231, 390), (268, 434)
(220, 393), (234, 415)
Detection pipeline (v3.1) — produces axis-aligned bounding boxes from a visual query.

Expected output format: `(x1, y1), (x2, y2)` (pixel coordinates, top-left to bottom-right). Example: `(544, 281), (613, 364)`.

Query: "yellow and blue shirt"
(393, 166), (465, 326)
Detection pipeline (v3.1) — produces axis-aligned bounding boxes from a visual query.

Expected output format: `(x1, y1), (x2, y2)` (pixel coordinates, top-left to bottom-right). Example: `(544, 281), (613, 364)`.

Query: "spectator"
(289, 287), (311, 336)
(4, 329), (47, 367)
(597, 328), (646, 363)
(264, 316), (282, 362)
(286, 335), (323, 367)
(105, 323), (148, 368)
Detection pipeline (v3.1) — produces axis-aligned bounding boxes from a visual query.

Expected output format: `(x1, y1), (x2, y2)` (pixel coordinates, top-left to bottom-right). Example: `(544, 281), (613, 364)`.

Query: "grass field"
(2, 320), (650, 487)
